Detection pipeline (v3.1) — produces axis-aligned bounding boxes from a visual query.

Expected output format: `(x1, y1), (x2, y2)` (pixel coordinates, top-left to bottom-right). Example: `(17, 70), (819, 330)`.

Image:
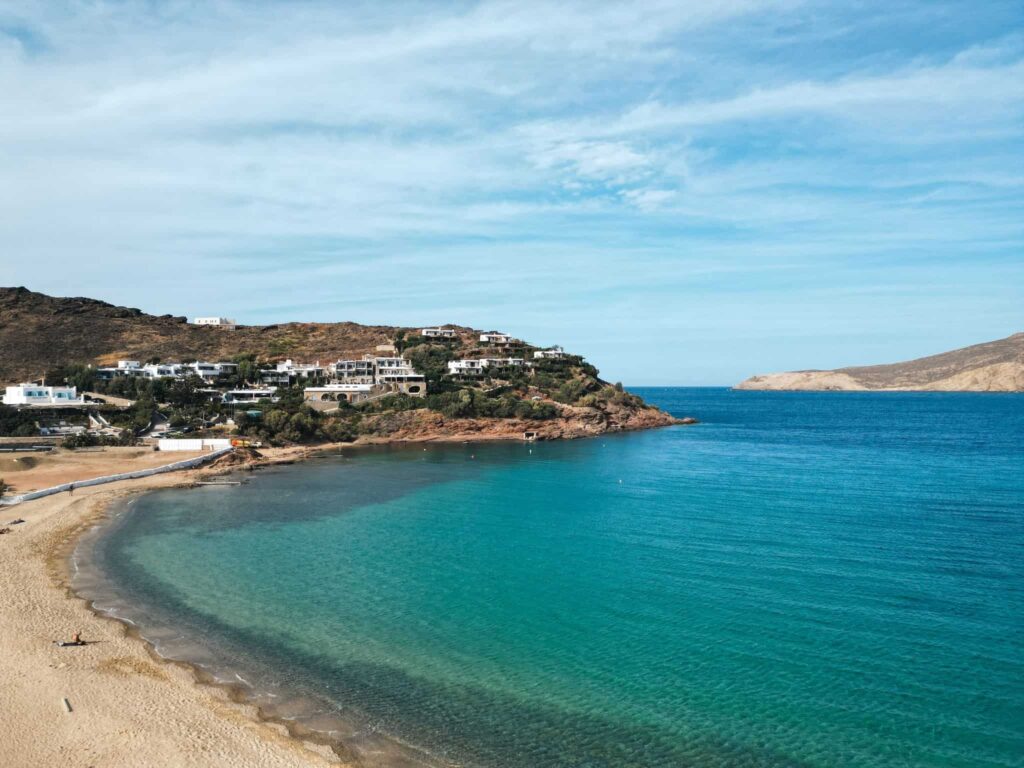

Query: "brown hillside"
(0, 286), (473, 381)
(735, 333), (1024, 392)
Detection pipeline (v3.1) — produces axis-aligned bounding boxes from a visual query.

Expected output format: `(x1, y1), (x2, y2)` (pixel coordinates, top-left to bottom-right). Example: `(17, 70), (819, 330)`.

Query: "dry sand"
(0, 447), (340, 768)
(0, 446), (212, 494)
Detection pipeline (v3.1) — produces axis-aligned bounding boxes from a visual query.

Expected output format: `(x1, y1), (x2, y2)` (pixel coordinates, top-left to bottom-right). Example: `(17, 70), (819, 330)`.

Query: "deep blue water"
(83, 389), (1024, 767)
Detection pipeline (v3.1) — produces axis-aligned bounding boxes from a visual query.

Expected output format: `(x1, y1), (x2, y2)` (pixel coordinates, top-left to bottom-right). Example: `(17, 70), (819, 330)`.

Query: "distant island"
(0, 287), (685, 445)
(736, 333), (1024, 392)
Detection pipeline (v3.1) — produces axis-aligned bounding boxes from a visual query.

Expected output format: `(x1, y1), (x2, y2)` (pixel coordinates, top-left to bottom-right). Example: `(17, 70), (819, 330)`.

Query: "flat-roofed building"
(96, 359), (148, 379)
(421, 327), (456, 338)
(480, 332), (513, 344)
(374, 357), (427, 396)
(447, 358), (525, 378)
(303, 383), (374, 405)
(333, 358), (376, 384)
(3, 383), (84, 406)
(222, 388), (278, 404)
(142, 362), (186, 378)
(483, 357), (526, 373)
(533, 346), (566, 359)
(448, 359), (487, 376)
(260, 359), (326, 387)
(187, 361), (238, 381)
(192, 316), (237, 328)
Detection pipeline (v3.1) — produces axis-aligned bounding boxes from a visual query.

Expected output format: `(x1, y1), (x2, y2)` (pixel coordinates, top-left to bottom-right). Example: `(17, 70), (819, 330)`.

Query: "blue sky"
(1, 1), (1021, 384)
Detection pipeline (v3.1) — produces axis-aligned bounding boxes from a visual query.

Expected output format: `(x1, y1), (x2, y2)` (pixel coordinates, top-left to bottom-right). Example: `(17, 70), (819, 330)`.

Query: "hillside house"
(303, 383), (374, 405)
(140, 362), (187, 378)
(421, 327), (456, 338)
(96, 360), (146, 379)
(260, 359), (326, 387)
(448, 359), (487, 376)
(4, 383), (84, 406)
(333, 358), (376, 383)
(483, 358), (527, 373)
(222, 388), (278, 404)
(374, 357), (427, 396)
(192, 316), (237, 329)
(187, 361), (238, 381)
(479, 332), (513, 344)
(534, 346), (566, 359)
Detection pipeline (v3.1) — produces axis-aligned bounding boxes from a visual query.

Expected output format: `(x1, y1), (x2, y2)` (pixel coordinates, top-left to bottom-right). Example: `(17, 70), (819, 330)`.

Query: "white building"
(303, 383), (374, 405)
(480, 332), (513, 344)
(448, 359), (487, 376)
(260, 359), (326, 386)
(333, 358), (376, 383)
(4, 383), (84, 406)
(96, 362), (221, 382)
(330, 356), (426, 396)
(534, 346), (566, 359)
(484, 358), (526, 372)
(222, 388), (278, 404)
(192, 316), (237, 328)
(96, 360), (146, 380)
(142, 362), (186, 378)
(374, 357), (426, 396)
(187, 361), (238, 381)
(447, 358), (525, 378)
(421, 327), (456, 339)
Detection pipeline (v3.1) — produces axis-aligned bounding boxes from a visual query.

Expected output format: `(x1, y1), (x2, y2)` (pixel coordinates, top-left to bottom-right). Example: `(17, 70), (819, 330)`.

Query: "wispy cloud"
(0, 0), (1021, 383)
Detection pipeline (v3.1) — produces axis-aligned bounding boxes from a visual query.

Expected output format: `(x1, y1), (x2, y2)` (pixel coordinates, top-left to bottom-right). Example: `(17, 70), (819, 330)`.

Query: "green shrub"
(62, 432), (134, 449)
(318, 417), (358, 443)
(0, 405), (37, 437)
(554, 379), (589, 404)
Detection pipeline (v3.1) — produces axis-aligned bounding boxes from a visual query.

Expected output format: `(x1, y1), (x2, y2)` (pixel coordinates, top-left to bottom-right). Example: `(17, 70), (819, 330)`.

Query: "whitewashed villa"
(3, 383), (84, 406)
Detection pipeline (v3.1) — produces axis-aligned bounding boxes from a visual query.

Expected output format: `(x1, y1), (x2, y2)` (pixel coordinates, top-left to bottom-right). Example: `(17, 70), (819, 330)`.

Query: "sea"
(72, 388), (1024, 767)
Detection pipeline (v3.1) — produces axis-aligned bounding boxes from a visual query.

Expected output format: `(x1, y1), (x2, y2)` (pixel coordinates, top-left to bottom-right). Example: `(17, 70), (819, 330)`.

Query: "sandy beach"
(0, 446), (339, 768)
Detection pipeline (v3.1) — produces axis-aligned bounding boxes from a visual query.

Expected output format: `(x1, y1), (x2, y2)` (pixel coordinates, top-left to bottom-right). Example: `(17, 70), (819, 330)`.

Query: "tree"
(319, 417), (357, 443)
(0, 405), (37, 437)
(273, 386), (307, 413)
(405, 344), (456, 389)
(45, 364), (96, 392)
(166, 375), (206, 408)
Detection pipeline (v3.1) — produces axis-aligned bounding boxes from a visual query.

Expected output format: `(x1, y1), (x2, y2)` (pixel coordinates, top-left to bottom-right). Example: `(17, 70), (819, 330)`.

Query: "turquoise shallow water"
(84, 389), (1024, 767)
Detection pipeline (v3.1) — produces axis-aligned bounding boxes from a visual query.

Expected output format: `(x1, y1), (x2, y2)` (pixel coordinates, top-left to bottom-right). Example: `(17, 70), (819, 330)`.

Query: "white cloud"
(0, 0), (1021, 383)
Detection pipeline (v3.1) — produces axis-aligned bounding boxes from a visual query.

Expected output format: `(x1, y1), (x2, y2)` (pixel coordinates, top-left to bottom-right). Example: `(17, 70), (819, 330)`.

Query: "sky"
(1, 1), (1022, 385)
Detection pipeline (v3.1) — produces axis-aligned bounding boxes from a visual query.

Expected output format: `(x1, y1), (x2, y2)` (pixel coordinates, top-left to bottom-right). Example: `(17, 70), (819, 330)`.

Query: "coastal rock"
(354, 401), (684, 443)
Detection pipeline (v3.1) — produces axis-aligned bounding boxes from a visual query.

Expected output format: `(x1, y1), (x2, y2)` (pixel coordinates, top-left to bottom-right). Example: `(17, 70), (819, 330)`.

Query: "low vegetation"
(0, 405), (37, 437)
